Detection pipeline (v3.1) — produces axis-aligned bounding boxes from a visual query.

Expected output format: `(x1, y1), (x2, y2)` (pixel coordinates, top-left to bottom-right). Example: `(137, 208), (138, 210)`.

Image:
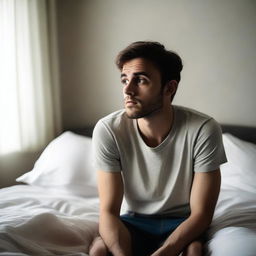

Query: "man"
(89, 41), (226, 256)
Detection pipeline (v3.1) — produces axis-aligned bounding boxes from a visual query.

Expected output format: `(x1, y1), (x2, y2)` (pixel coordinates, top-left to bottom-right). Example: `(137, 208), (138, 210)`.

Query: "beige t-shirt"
(92, 105), (227, 217)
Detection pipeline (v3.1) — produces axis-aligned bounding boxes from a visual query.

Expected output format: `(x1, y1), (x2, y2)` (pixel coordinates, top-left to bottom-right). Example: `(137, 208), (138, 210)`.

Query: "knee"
(89, 236), (108, 256)
(183, 240), (203, 256)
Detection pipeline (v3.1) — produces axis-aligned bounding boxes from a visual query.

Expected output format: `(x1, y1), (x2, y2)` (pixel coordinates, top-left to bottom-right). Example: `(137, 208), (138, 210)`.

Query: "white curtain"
(0, 0), (61, 155)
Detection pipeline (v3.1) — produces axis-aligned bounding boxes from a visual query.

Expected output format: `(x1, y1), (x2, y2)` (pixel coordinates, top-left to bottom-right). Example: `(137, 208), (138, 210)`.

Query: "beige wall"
(57, 0), (256, 129)
(0, 152), (40, 188)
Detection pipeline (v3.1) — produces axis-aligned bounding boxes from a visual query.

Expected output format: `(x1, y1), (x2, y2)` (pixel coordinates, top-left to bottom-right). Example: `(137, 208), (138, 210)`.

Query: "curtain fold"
(0, 0), (61, 155)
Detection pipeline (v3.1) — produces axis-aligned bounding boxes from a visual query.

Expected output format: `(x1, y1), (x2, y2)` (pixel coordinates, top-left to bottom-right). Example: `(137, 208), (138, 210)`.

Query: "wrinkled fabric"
(0, 185), (99, 256)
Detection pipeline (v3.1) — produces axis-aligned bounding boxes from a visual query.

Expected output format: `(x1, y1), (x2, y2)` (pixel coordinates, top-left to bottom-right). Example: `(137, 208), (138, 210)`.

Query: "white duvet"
(1, 183), (256, 256)
(205, 134), (256, 256)
(0, 185), (99, 256)
(1, 132), (256, 256)
(205, 185), (256, 256)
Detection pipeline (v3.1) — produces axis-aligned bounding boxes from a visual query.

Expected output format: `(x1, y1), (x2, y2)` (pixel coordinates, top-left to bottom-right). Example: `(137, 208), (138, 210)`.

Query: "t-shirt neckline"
(133, 105), (177, 151)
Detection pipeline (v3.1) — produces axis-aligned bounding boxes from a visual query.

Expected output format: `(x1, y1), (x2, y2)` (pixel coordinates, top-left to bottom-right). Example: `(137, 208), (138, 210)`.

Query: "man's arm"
(97, 170), (132, 256)
(151, 169), (221, 256)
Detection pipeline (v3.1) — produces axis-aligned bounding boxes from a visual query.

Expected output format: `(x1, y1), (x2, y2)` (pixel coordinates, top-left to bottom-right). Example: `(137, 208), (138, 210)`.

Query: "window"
(0, 0), (61, 155)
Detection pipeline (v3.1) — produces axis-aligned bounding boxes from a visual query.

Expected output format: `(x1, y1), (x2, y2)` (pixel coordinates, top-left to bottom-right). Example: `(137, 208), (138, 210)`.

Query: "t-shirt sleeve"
(92, 120), (122, 172)
(193, 118), (227, 172)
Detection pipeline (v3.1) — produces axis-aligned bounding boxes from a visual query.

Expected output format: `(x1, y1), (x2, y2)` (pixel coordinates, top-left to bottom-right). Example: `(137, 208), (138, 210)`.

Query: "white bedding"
(205, 134), (256, 256)
(0, 185), (99, 256)
(1, 132), (256, 255)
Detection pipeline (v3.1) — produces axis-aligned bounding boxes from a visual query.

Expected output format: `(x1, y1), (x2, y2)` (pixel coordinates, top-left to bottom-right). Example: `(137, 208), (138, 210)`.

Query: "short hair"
(115, 41), (183, 85)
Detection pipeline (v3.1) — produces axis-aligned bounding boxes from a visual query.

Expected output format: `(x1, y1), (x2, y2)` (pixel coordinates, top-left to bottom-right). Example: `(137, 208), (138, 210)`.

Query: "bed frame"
(221, 124), (256, 144)
(73, 124), (256, 144)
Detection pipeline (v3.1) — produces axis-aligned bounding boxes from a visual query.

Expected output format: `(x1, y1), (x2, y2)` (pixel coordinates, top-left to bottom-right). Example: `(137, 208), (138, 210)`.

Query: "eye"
(136, 77), (148, 85)
(121, 78), (129, 85)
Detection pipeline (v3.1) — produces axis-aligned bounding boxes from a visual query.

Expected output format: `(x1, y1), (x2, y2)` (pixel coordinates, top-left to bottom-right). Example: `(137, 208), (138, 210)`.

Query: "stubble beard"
(125, 94), (164, 119)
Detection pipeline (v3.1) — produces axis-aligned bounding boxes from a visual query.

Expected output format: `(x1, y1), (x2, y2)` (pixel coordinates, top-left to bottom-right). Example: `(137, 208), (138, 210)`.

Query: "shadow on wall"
(0, 151), (41, 188)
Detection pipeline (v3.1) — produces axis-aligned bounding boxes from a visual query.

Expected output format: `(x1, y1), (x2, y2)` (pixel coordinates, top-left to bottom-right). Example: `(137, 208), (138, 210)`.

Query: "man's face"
(121, 58), (165, 119)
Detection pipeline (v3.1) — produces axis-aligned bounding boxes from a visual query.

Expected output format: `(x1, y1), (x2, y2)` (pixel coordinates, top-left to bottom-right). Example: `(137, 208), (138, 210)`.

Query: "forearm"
(154, 170), (221, 256)
(99, 211), (132, 256)
(152, 214), (211, 256)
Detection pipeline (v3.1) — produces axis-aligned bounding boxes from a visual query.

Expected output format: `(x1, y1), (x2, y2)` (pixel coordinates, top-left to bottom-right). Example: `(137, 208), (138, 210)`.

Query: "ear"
(164, 80), (178, 98)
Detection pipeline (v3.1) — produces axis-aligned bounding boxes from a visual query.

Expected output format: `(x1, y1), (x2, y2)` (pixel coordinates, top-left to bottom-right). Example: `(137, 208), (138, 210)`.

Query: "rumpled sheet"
(205, 185), (256, 256)
(0, 185), (100, 256)
(1, 184), (256, 256)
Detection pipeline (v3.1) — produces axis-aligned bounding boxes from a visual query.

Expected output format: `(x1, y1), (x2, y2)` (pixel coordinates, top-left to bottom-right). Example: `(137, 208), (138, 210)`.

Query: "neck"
(137, 105), (174, 147)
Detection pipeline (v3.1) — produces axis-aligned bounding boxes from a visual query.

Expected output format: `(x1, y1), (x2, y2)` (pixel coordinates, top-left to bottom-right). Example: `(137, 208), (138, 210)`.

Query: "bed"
(0, 124), (256, 256)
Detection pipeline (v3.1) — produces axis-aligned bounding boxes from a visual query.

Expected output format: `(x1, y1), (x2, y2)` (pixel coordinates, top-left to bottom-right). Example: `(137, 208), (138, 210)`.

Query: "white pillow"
(16, 131), (97, 197)
(220, 133), (256, 191)
(209, 133), (256, 237)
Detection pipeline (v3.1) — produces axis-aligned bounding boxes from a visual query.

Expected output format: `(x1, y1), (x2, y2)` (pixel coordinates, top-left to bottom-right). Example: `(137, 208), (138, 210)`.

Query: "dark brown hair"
(115, 41), (183, 85)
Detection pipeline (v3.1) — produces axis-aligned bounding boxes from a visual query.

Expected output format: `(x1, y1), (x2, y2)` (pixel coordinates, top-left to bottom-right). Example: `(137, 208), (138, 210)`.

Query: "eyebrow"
(120, 72), (150, 78)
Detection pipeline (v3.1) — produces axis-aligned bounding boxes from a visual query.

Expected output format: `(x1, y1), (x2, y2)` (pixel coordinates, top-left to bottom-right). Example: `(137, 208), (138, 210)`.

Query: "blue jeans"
(119, 212), (186, 256)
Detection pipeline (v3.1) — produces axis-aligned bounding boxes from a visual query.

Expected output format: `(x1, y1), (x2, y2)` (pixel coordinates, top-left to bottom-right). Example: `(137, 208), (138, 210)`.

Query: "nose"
(123, 79), (136, 97)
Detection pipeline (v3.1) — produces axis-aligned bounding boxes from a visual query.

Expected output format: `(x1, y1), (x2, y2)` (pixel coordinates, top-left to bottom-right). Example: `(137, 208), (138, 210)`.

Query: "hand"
(150, 248), (165, 256)
(150, 244), (179, 256)
(150, 246), (170, 256)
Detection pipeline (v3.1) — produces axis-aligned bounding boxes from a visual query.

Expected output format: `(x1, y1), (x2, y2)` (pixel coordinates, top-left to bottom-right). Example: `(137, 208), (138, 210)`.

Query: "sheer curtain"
(0, 0), (61, 155)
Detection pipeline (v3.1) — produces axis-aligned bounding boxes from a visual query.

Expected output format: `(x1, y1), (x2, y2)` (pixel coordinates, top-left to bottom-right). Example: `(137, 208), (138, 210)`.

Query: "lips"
(126, 100), (137, 104)
(124, 96), (140, 107)
(125, 99), (138, 106)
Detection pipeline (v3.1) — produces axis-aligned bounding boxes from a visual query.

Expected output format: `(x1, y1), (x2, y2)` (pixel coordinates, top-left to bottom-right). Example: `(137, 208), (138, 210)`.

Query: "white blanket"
(205, 185), (256, 256)
(2, 133), (256, 255)
(1, 182), (256, 256)
(0, 185), (100, 256)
